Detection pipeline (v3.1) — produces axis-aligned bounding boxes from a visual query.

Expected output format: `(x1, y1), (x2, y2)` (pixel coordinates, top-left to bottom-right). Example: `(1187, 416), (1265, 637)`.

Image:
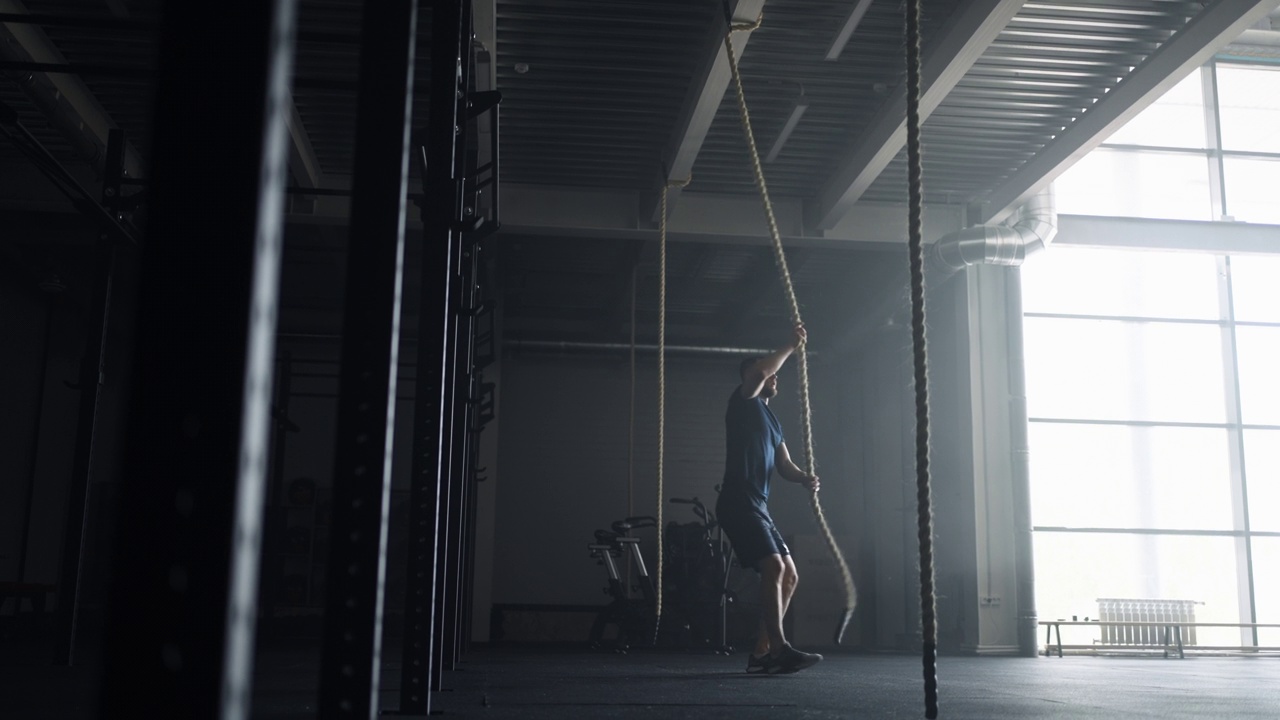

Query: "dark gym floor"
(6, 637), (1280, 718)
(256, 644), (1280, 720)
(408, 648), (1280, 719)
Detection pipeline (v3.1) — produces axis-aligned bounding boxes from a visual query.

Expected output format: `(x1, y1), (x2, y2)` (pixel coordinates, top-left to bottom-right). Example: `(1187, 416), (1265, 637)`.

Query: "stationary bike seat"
(611, 515), (657, 534)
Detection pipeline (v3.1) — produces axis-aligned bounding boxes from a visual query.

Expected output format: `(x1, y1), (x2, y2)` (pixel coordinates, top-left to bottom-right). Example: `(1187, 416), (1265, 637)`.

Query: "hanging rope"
(629, 267), (636, 520)
(627, 265), (637, 591)
(655, 175), (690, 644)
(904, 0), (939, 712)
(724, 16), (857, 644)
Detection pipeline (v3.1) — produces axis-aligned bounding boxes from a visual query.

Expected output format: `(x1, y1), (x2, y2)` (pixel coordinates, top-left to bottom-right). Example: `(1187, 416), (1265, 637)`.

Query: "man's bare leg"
(752, 554), (798, 657)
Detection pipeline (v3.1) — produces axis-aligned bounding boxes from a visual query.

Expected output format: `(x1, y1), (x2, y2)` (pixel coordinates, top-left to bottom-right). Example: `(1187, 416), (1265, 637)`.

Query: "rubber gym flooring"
(257, 645), (1280, 719)
(6, 638), (1279, 718)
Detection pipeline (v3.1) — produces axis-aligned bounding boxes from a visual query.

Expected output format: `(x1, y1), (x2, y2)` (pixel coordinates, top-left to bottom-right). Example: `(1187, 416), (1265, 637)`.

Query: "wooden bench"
(1040, 620), (1280, 658)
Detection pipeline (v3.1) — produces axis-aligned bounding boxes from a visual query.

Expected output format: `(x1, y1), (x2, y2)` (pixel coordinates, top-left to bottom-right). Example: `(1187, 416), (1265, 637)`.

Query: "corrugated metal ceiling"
(3, 0), (1245, 209)
(691, 0), (957, 197)
(863, 0), (1207, 204)
(2, 0), (1270, 345)
(495, 0), (721, 189)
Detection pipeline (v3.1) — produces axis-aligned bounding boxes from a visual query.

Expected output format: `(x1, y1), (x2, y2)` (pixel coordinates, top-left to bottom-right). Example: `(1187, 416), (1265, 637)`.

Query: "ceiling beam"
(980, 0), (1280, 224)
(811, 0), (1023, 230)
(648, 0), (767, 222)
(1, 0), (145, 177)
(825, 0), (875, 62)
(285, 97), (322, 188)
(1056, 214), (1280, 254)
(473, 0), (497, 92)
(284, 181), (966, 246)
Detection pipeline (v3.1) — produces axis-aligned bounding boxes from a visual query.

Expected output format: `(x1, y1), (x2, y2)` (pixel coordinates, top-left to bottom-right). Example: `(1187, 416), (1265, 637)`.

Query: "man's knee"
(759, 554), (786, 583)
(783, 566), (798, 591)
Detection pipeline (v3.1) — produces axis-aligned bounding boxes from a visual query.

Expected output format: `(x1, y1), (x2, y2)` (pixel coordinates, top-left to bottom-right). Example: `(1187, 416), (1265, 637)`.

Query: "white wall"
(836, 264), (1032, 654)
(489, 351), (852, 620)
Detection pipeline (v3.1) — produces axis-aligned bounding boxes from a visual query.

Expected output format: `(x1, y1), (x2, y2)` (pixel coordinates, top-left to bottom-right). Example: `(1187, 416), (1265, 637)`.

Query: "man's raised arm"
(741, 323), (807, 398)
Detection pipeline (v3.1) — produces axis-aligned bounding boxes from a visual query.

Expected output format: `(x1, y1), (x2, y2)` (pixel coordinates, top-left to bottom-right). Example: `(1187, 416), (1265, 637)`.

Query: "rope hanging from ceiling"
(654, 174), (689, 644)
(903, 0), (940, 711)
(722, 15), (857, 645)
(722, 7), (939, 713)
(654, 14), (937, 708)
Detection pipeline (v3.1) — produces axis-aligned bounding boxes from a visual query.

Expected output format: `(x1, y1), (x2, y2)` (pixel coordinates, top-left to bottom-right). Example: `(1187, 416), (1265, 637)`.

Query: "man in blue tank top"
(716, 323), (823, 674)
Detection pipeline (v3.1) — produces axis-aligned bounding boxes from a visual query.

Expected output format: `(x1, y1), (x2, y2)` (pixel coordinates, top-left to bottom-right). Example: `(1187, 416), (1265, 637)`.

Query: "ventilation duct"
(936, 187), (1057, 270)
(932, 188), (1056, 658)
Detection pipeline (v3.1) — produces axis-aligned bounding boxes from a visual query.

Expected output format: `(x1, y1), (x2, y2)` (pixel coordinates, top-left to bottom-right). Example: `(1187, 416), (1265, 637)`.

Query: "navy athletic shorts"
(717, 505), (789, 571)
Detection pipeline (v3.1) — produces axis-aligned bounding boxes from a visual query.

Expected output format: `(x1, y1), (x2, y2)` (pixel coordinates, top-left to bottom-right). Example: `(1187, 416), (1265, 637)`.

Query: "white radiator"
(1096, 598), (1200, 647)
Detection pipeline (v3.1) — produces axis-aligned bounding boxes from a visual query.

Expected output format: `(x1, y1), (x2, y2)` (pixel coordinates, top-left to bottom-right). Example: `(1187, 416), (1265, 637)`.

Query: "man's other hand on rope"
(777, 441), (819, 494)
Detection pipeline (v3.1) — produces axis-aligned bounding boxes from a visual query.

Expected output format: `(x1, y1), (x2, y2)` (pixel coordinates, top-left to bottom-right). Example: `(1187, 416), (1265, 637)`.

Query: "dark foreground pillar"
(317, 1), (421, 718)
(99, 0), (297, 717)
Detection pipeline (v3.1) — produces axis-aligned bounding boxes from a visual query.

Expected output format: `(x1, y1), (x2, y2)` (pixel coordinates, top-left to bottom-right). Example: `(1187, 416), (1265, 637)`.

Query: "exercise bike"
(587, 515), (657, 652)
(664, 495), (736, 654)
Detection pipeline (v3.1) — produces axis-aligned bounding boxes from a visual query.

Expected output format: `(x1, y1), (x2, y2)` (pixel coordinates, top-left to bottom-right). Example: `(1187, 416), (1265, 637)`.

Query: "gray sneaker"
(770, 644), (823, 674)
(745, 652), (774, 674)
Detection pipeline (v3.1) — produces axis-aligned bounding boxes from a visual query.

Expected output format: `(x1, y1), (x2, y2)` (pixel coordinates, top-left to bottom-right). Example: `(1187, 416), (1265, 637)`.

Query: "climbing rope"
(724, 16), (857, 644)
(903, 0), (939, 713)
(629, 264), (637, 520)
(627, 265), (637, 589)
(656, 175), (690, 644)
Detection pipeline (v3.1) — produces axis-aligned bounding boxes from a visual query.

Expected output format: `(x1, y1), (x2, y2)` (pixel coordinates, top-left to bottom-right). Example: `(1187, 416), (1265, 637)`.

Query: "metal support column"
(447, 242), (478, 665)
(434, 202), (467, 681)
(396, 1), (471, 713)
(461, 298), (496, 652)
(460, 423), (481, 653)
(98, 0), (296, 717)
(50, 131), (125, 667)
(317, 0), (419, 717)
(17, 302), (54, 584)
(51, 236), (113, 667)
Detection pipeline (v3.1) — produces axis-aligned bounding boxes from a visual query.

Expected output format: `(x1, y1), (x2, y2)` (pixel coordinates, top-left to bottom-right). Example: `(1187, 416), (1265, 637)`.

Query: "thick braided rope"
(724, 21), (857, 642)
(655, 176), (688, 643)
(904, 0), (939, 714)
(628, 266), (637, 588)
(656, 181), (668, 642)
(629, 266), (637, 520)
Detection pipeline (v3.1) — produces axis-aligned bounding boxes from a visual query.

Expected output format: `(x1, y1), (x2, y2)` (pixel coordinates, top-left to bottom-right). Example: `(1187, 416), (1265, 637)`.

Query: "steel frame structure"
(394, 0), (499, 714)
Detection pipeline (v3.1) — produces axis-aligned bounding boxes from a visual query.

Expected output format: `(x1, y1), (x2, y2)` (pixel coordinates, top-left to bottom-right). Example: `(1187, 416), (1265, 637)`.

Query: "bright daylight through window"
(1021, 60), (1280, 653)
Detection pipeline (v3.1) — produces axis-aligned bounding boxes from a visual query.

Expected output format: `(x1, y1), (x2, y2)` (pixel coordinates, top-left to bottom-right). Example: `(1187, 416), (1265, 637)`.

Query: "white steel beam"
(825, 0), (875, 62)
(981, 0), (1280, 224)
(1056, 214), (1280, 254)
(811, 0), (1023, 230)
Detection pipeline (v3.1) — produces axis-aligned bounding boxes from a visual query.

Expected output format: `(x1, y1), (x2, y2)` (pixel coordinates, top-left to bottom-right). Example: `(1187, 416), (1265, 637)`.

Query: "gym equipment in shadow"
(587, 515), (657, 652)
(664, 495), (741, 654)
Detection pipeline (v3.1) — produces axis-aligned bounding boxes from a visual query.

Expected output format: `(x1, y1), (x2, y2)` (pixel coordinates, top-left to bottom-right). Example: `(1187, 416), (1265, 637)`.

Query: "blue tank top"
(719, 387), (784, 511)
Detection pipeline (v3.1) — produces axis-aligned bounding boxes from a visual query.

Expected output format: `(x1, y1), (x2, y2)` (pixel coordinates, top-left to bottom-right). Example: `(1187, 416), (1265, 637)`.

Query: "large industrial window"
(1055, 61), (1280, 224)
(1022, 247), (1279, 649)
